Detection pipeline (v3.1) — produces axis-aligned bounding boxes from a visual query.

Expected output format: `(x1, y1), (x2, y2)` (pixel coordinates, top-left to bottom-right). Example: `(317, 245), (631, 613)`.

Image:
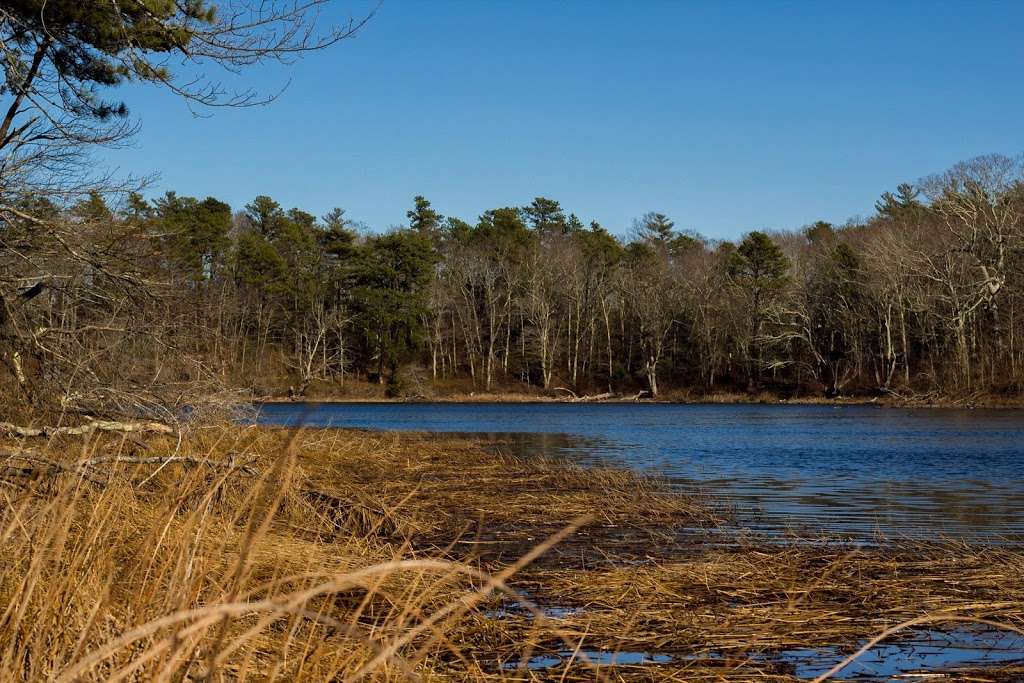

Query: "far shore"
(256, 388), (1024, 409)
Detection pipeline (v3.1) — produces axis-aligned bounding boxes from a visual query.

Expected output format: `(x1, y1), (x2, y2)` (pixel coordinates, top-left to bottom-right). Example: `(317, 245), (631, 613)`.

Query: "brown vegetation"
(0, 423), (1022, 681)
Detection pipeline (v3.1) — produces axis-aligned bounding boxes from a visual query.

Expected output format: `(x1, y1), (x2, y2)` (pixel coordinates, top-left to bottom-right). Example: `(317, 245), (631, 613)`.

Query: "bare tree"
(620, 243), (681, 397)
(0, 1), (371, 414)
(521, 234), (565, 389)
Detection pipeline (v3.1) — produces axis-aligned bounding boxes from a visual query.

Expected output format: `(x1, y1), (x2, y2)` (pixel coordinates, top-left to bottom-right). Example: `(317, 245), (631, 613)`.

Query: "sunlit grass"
(1, 424), (1023, 681)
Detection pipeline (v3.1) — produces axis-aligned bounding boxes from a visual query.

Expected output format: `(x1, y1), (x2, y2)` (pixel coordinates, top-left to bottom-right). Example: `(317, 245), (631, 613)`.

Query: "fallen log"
(552, 388), (617, 402)
(0, 419), (174, 438)
(576, 392), (615, 402)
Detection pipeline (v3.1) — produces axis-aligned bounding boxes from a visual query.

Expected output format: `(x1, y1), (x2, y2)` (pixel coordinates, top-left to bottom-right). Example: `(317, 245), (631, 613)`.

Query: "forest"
(3, 154), (1024, 413)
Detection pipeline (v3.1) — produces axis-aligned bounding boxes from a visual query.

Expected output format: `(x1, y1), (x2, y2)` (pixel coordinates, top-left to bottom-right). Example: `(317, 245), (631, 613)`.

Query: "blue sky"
(104, 0), (1024, 239)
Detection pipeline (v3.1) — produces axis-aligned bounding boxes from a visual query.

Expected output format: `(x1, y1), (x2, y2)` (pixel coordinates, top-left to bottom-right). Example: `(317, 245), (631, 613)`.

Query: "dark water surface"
(501, 626), (1024, 679)
(255, 402), (1024, 542)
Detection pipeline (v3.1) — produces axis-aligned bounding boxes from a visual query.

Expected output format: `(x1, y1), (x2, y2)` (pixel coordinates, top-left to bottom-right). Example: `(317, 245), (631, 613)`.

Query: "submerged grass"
(0, 423), (1022, 681)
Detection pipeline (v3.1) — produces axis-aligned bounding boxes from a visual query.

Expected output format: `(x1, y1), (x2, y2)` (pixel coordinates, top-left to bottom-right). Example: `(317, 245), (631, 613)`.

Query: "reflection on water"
(255, 402), (1024, 542)
(505, 650), (672, 669)
(497, 626), (1024, 679)
(781, 626), (1024, 680)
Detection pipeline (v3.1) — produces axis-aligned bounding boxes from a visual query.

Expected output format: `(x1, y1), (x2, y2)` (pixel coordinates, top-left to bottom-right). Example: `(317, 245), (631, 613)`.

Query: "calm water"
(502, 626), (1024, 679)
(255, 402), (1024, 542)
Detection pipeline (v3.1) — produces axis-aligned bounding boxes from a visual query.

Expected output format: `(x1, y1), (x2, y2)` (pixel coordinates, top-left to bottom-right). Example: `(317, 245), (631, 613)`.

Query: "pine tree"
(407, 196), (443, 236)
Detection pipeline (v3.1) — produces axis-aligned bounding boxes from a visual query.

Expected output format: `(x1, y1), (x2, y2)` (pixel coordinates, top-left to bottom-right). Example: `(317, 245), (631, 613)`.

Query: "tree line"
(3, 152), (1023, 412)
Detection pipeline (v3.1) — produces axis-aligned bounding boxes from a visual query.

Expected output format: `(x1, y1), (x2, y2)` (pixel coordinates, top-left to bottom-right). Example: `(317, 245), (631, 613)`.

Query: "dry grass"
(509, 545), (1024, 679)
(0, 423), (1023, 681)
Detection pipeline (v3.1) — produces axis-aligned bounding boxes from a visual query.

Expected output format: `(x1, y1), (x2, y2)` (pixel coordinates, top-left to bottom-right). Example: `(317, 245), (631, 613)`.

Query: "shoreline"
(256, 392), (1024, 409)
(1, 423), (1023, 679)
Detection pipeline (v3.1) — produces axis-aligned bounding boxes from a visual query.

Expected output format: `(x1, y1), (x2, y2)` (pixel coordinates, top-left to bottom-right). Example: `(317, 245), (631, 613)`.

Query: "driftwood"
(552, 388), (648, 402)
(552, 388), (618, 403)
(572, 392), (615, 402)
(0, 419), (174, 438)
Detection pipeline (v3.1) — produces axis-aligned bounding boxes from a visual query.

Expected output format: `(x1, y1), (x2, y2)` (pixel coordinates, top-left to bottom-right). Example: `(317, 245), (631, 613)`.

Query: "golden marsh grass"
(0, 424), (1022, 681)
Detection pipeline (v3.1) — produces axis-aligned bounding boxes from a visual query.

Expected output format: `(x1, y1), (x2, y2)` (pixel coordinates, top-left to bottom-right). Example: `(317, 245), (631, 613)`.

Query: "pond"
(254, 402), (1024, 543)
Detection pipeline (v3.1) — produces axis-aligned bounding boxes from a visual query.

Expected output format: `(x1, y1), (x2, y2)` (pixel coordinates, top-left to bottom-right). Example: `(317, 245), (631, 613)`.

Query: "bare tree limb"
(0, 419), (174, 438)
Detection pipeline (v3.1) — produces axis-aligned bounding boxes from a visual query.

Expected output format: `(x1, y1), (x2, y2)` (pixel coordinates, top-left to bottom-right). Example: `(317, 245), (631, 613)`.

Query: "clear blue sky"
(104, 0), (1024, 239)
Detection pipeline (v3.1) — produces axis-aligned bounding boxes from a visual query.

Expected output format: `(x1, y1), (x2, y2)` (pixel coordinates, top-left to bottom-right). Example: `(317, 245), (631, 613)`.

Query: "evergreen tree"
(804, 220), (835, 244)
(875, 183), (926, 222)
(0, 0), (358, 183)
(524, 197), (566, 233)
(235, 232), (288, 294)
(477, 207), (530, 245)
(729, 231), (789, 289)
(245, 196), (286, 240)
(124, 193), (153, 221)
(349, 231), (438, 384)
(443, 216), (474, 243)
(636, 212), (675, 243)
(407, 196), (443, 235)
(318, 208), (358, 261)
(728, 231), (790, 388)
(155, 192), (231, 281)
(565, 213), (585, 233)
(72, 192), (112, 222)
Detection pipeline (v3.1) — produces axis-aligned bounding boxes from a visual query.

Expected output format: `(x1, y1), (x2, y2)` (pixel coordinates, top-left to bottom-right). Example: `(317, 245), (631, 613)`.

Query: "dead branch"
(552, 387), (578, 399)
(0, 447), (108, 486)
(0, 419), (174, 438)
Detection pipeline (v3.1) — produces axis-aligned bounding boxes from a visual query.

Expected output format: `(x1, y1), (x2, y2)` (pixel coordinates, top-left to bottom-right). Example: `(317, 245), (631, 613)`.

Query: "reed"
(0, 423), (1022, 681)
